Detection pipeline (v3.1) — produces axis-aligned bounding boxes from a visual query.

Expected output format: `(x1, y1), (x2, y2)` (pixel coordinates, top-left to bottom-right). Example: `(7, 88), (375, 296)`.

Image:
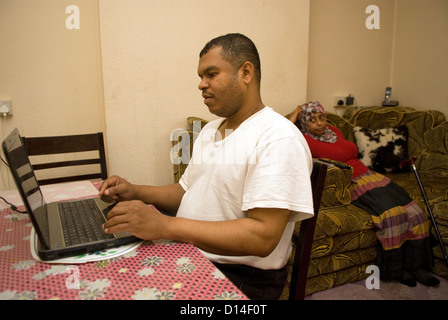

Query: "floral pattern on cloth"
(0, 183), (247, 300)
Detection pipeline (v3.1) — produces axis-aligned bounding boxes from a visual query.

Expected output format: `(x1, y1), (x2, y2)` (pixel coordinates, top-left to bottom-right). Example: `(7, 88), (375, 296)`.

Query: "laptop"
(2, 128), (139, 261)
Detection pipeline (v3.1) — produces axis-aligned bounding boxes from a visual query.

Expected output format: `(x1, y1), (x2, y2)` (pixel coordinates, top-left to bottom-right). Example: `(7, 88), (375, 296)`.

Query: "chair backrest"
(22, 132), (108, 185)
(288, 161), (328, 300)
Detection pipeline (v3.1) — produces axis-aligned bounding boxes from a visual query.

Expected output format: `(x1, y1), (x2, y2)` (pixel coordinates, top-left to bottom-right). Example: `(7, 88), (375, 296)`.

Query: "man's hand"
(98, 175), (137, 202)
(103, 200), (170, 240)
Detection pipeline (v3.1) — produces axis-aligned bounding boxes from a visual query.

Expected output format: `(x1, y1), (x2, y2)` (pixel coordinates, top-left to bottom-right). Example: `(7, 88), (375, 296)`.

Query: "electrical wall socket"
(0, 99), (12, 116)
(333, 96), (346, 106)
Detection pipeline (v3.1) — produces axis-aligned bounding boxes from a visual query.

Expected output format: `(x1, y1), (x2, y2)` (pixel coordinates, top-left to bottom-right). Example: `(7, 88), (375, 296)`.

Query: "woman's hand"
(286, 105), (302, 123)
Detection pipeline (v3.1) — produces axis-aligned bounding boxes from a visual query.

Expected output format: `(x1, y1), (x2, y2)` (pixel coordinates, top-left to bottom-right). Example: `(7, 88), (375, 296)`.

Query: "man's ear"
(240, 61), (255, 85)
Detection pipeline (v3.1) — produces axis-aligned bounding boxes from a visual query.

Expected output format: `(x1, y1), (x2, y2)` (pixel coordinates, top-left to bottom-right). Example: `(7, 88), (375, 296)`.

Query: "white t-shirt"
(177, 107), (313, 269)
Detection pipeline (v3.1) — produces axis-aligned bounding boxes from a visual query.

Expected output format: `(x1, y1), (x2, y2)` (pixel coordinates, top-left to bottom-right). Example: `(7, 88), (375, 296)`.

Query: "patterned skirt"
(350, 170), (430, 251)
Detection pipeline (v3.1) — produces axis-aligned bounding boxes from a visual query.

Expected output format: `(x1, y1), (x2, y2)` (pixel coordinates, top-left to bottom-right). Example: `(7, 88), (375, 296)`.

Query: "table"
(0, 181), (247, 300)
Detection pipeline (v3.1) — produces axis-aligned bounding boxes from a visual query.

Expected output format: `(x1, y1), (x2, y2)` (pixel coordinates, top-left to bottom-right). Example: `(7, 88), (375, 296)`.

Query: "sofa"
(171, 106), (448, 297)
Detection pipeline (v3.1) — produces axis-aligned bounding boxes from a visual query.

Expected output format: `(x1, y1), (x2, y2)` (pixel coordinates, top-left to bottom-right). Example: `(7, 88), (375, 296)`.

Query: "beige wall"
(0, 0), (105, 190)
(307, 0), (396, 112)
(391, 0), (448, 111)
(306, 0), (448, 116)
(98, 0), (310, 186)
(0, 0), (446, 191)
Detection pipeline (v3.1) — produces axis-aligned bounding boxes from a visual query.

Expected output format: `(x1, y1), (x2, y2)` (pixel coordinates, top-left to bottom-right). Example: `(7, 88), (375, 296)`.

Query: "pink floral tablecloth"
(0, 181), (247, 300)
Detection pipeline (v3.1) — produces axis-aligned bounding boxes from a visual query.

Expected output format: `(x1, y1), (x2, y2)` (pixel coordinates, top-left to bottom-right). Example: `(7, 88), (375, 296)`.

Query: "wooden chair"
(288, 161), (328, 300)
(22, 132), (108, 185)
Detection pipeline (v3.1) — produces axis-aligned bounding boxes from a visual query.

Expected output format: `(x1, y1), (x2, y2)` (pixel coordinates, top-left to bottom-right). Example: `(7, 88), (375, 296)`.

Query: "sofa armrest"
(315, 158), (353, 207)
(171, 129), (194, 183)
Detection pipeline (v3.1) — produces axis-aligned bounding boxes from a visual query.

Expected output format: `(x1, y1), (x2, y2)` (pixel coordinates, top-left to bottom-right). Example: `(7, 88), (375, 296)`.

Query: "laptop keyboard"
(59, 199), (114, 246)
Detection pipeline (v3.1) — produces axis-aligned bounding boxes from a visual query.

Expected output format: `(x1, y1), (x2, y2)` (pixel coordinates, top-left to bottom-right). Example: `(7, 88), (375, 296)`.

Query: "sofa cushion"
(304, 261), (375, 296)
(385, 172), (448, 211)
(310, 229), (379, 259)
(314, 205), (374, 240)
(353, 126), (410, 173)
(307, 246), (378, 278)
(347, 108), (447, 166)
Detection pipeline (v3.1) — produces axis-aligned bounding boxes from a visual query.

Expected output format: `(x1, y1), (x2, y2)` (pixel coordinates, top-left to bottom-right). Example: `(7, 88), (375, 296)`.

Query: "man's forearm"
(162, 208), (291, 257)
(135, 183), (185, 213)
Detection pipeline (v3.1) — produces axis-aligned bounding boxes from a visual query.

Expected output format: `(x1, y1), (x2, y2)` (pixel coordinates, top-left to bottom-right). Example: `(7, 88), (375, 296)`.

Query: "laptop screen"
(2, 128), (50, 247)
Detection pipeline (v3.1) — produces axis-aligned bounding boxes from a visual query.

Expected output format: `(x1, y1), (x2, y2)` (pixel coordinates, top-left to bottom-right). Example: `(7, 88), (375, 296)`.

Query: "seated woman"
(288, 101), (439, 287)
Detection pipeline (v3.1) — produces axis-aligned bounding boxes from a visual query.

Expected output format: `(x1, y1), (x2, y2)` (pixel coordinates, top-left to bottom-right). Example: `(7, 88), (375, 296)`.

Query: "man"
(100, 33), (313, 299)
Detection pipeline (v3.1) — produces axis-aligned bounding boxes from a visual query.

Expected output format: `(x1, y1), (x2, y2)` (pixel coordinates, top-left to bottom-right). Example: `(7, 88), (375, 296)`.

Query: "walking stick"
(401, 157), (448, 267)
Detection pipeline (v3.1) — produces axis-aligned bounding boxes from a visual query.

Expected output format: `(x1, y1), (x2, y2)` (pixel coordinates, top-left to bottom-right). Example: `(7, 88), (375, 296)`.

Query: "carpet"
(305, 273), (448, 300)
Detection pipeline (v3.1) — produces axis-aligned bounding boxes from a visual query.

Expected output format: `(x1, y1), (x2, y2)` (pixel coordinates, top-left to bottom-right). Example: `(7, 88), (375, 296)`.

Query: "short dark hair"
(200, 33), (261, 85)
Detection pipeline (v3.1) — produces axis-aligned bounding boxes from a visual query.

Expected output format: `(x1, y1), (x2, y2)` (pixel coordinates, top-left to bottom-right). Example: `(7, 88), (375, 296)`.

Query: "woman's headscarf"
(297, 101), (338, 143)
